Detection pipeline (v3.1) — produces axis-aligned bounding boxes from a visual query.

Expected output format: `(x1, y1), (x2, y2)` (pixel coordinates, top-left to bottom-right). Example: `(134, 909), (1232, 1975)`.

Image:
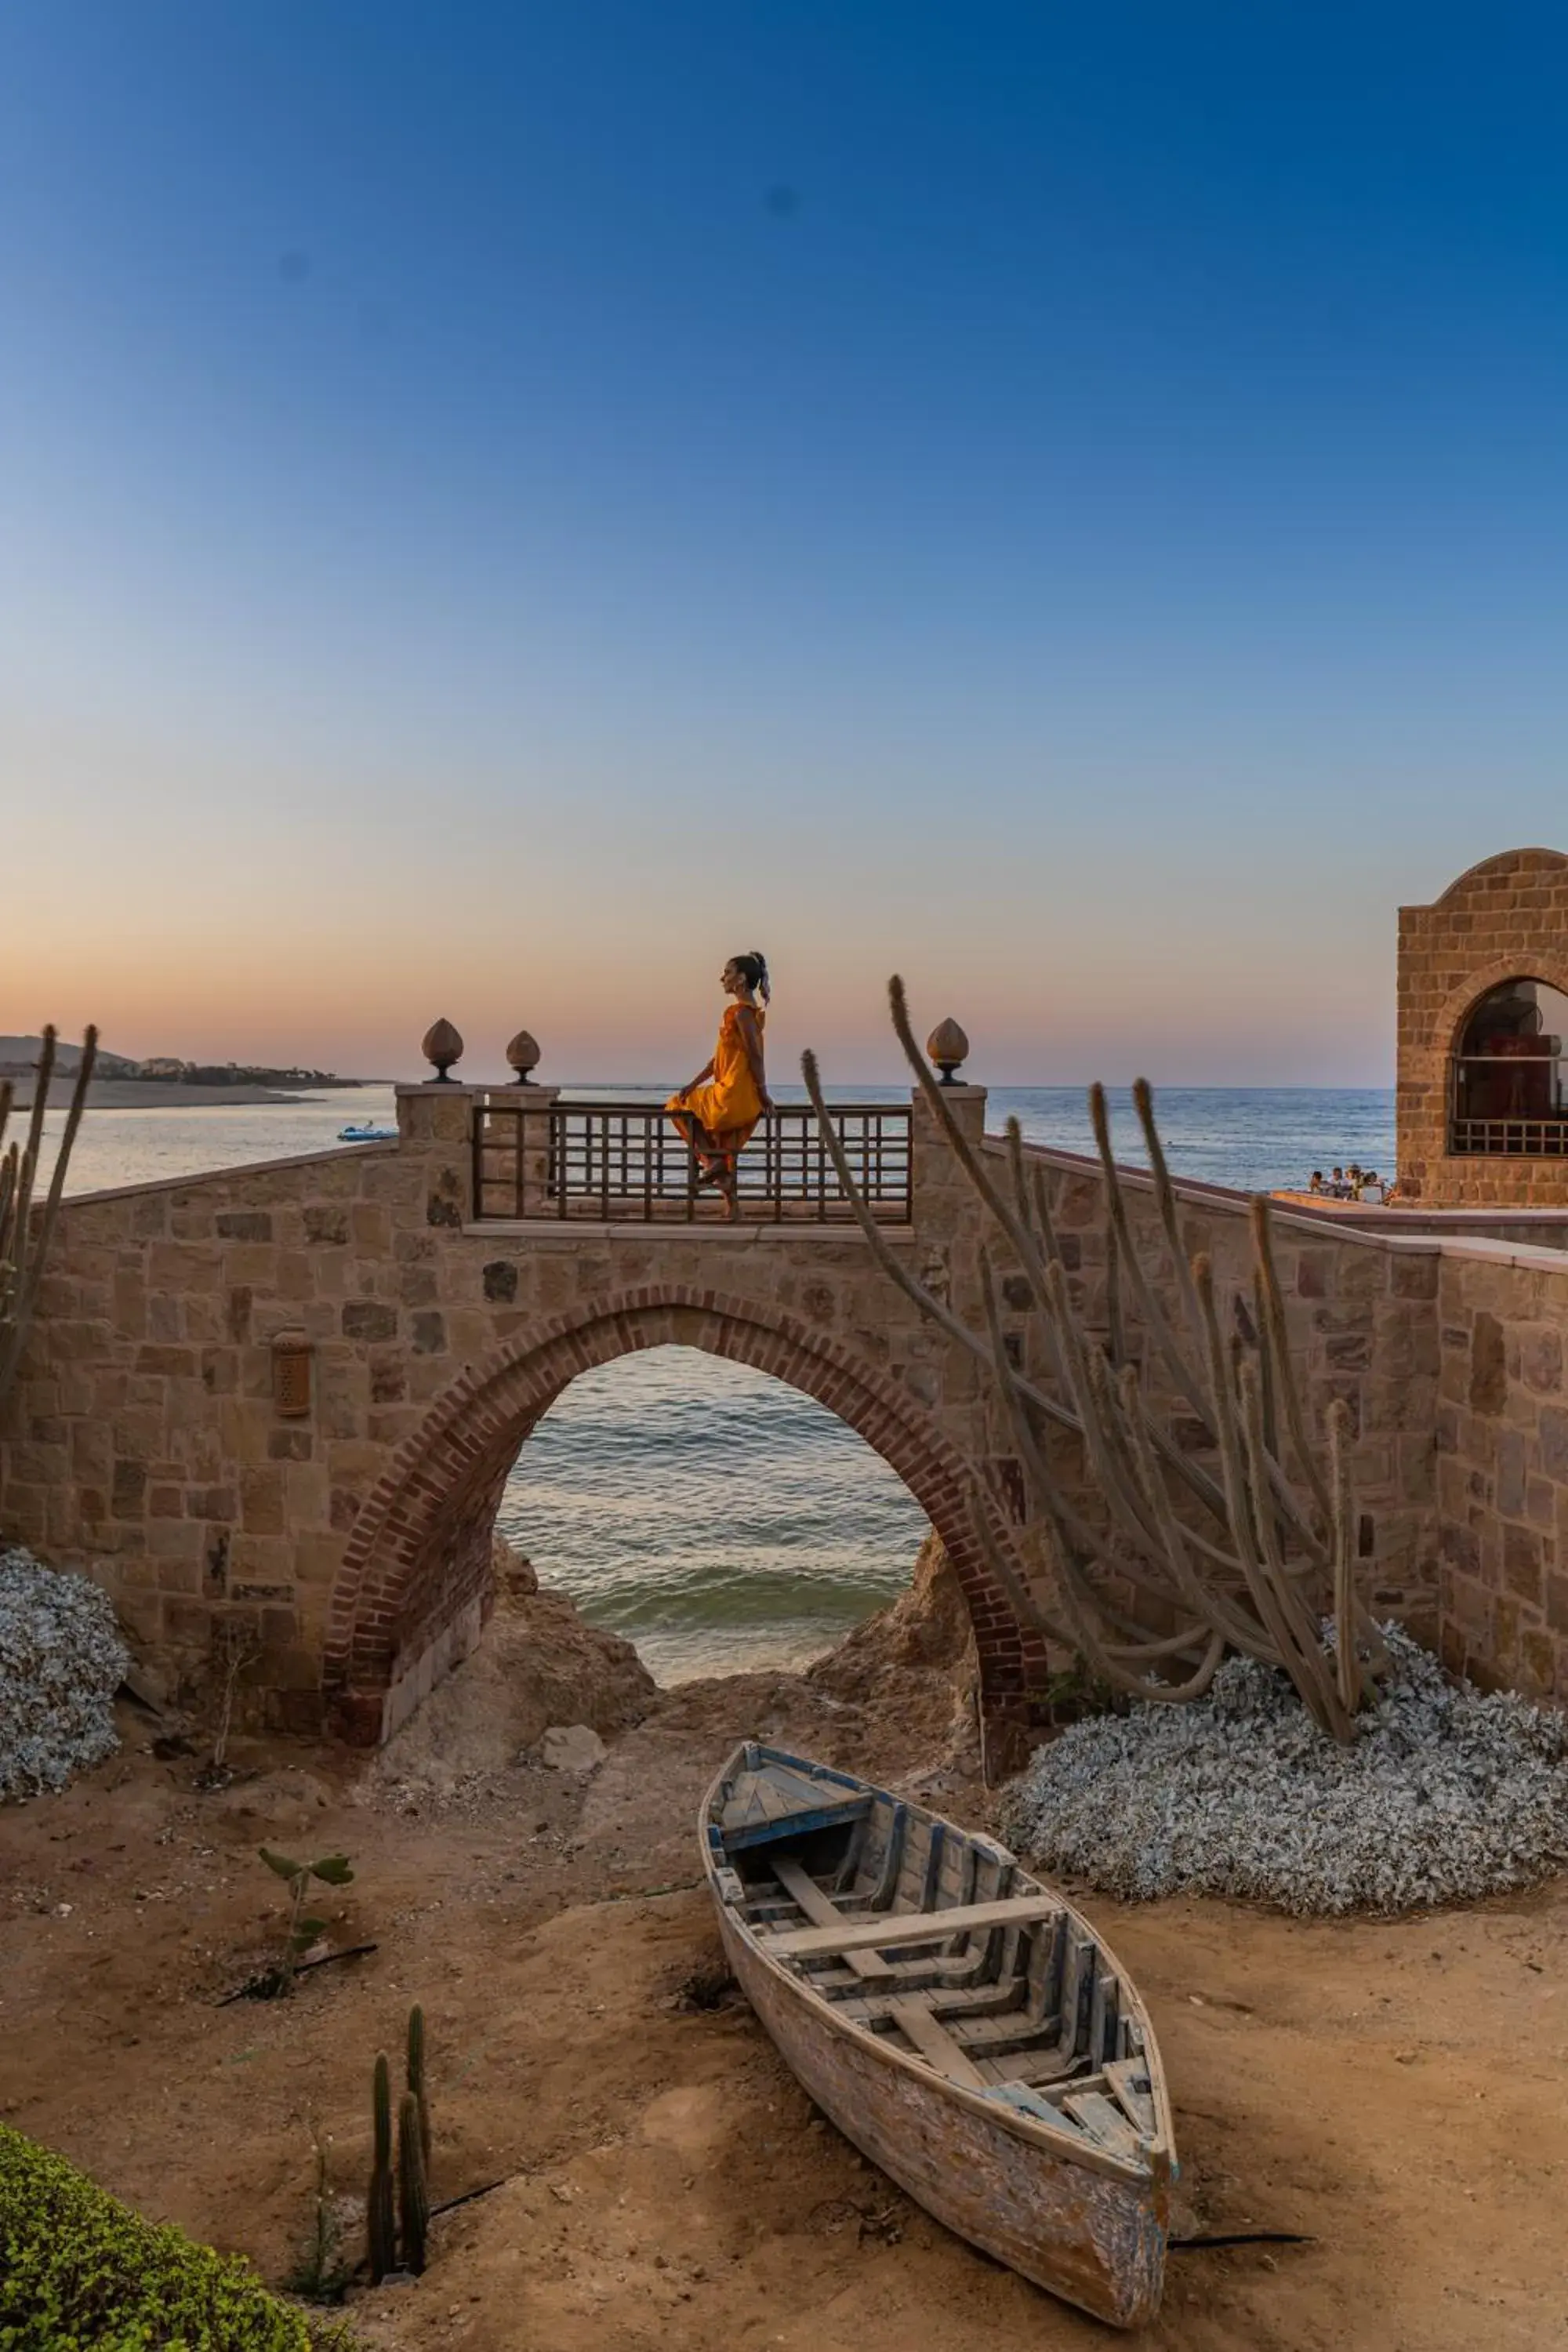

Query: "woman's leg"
(668, 1106), (724, 1181)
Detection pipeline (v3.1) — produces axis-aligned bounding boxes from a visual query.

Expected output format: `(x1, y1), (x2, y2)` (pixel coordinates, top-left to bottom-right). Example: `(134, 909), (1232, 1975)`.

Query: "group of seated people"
(1307, 1164), (1397, 1203)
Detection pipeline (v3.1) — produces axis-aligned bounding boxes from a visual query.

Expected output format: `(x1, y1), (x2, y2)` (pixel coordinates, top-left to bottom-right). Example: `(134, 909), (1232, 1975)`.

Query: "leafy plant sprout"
(257, 1849), (354, 1994)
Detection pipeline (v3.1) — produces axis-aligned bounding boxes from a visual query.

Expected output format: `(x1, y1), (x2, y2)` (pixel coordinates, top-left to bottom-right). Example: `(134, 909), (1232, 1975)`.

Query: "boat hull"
(714, 1900), (1168, 2328)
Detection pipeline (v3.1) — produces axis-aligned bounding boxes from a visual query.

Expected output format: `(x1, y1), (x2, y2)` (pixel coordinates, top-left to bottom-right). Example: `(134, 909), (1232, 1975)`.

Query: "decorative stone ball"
(506, 1029), (542, 1083)
(421, 1018), (465, 1081)
(926, 1017), (970, 1082)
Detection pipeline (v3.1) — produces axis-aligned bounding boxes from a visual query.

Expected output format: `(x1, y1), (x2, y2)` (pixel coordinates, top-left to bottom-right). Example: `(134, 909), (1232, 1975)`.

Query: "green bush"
(0, 2123), (350, 2351)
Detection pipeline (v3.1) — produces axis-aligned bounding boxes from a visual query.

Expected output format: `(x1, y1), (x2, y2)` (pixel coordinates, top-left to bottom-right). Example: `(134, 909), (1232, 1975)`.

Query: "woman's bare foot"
(719, 1171), (741, 1220)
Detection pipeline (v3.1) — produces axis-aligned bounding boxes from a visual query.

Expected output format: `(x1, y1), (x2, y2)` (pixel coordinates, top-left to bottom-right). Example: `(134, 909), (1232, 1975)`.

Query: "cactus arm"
(0, 1026), (98, 1402)
(368, 2055), (397, 2281)
(801, 1047), (1078, 1432)
(397, 2091), (429, 2275)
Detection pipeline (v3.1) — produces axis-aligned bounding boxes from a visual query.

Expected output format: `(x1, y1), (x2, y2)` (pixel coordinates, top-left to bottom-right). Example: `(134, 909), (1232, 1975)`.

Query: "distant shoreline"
(9, 1076), (373, 1112)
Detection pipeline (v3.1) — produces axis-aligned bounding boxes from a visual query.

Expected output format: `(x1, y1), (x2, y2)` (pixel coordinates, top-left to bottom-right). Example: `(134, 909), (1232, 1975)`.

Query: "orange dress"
(667, 1004), (766, 1162)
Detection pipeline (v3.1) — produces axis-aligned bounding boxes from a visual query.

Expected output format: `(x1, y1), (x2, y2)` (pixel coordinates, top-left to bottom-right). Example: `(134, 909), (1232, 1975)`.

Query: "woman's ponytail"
(731, 949), (771, 1004)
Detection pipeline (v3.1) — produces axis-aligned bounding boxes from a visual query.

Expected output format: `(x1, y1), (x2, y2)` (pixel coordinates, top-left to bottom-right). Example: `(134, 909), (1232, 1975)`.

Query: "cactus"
(405, 2004), (431, 2176)
(397, 2091), (429, 2277)
(803, 982), (1387, 1744)
(367, 2054), (396, 2284)
(0, 1026), (98, 1417)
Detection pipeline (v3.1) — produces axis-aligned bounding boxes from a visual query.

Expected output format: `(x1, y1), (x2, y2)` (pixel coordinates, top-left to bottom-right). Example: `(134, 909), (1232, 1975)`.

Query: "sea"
(31, 1082), (1394, 1684)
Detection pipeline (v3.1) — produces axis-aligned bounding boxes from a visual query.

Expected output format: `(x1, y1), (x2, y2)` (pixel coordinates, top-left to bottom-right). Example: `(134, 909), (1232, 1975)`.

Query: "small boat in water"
(337, 1122), (397, 1142)
(701, 1743), (1174, 2328)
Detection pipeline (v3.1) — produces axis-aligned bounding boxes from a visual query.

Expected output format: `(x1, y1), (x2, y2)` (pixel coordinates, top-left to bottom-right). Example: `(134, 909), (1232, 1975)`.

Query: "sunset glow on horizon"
(6, 5), (1568, 1087)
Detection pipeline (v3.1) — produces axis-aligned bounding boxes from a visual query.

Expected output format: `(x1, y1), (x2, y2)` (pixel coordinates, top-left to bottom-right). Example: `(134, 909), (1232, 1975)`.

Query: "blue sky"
(4, 3), (1566, 1083)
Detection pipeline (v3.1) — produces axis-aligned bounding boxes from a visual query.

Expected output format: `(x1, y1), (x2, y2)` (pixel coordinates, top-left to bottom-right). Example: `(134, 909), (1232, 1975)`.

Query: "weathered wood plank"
(773, 1857), (890, 1984)
(1105, 2059), (1157, 2139)
(1063, 2091), (1145, 2161)
(762, 1893), (1059, 1960)
(889, 1994), (990, 2090)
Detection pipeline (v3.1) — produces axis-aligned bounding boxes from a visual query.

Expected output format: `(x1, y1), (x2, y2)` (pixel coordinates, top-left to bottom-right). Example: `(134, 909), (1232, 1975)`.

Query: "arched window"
(1450, 978), (1568, 1156)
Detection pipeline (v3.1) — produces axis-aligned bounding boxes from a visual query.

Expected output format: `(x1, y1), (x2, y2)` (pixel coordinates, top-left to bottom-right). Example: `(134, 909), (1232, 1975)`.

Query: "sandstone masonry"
(5, 1078), (1568, 1748)
(1397, 845), (1568, 1206)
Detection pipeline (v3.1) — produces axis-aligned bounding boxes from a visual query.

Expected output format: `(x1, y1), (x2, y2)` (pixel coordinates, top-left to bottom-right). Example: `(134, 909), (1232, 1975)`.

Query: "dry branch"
(804, 982), (1381, 1740)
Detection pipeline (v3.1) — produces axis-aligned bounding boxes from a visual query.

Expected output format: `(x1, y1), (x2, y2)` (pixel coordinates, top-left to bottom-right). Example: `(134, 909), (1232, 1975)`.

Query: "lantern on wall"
(271, 1330), (312, 1418)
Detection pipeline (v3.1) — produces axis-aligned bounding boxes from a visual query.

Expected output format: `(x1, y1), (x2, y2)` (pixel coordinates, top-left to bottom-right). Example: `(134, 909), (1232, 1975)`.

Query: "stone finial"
(926, 1017), (970, 1086)
(420, 1018), (465, 1083)
(506, 1029), (542, 1084)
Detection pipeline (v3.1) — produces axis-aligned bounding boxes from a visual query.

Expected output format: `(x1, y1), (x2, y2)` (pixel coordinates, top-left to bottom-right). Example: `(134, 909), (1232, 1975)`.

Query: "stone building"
(1397, 846), (1568, 1206)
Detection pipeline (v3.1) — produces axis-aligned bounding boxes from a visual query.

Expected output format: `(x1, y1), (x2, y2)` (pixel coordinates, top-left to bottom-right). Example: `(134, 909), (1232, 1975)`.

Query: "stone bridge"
(6, 1074), (1568, 1755)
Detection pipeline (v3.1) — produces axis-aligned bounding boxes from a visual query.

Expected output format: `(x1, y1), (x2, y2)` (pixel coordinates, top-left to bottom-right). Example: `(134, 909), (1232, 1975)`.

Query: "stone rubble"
(0, 1547), (129, 1799)
(1000, 1624), (1568, 1915)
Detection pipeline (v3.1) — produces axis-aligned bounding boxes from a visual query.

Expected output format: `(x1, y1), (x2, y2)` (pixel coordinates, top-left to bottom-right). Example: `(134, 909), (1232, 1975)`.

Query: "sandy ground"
(2, 1576), (1566, 2350)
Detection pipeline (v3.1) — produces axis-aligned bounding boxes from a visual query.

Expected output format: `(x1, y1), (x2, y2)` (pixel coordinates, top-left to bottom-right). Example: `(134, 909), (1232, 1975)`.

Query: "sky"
(4, 3), (1567, 1087)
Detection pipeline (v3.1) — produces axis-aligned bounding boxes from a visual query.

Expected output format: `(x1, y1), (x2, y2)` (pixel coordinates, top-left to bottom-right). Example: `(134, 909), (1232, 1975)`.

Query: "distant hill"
(0, 1035), (139, 1077)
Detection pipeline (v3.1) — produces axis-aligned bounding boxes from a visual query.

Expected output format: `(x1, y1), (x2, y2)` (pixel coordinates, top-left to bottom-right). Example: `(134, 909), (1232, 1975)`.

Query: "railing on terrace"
(471, 1097), (913, 1224)
(1451, 1050), (1568, 1156)
(1450, 1116), (1568, 1158)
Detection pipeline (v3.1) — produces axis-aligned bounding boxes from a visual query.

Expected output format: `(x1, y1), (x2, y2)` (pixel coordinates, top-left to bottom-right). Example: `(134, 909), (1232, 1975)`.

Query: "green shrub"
(0, 2122), (349, 2350)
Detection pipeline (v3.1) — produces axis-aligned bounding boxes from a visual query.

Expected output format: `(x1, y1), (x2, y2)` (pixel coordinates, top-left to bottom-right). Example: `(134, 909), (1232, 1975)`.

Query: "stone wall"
(1397, 844), (1568, 1206)
(998, 1149), (1442, 1644)
(0, 1083), (1048, 1744)
(9, 1080), (1568, 1742)
(1434, 1239), (1568, 1696)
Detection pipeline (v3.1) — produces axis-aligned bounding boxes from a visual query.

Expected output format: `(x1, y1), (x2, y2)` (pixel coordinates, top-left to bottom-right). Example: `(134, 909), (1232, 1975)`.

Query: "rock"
(539, 1723), (607, 1775)
(491, 1534), (539, 1599)
(356, 1570), (653, 1808)
(806, 1534), (978, 1764)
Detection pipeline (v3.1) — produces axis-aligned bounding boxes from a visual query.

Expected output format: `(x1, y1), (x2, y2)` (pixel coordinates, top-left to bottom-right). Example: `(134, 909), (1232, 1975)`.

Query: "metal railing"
(1450, 1116), (1568, 1158)
(472, 1097), (913, 1223)
(1450, 1052), (1568, 1156)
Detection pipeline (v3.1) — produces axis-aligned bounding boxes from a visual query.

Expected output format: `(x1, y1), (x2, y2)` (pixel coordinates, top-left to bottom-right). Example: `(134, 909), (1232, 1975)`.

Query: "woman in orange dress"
(667, 953), (771, 1218)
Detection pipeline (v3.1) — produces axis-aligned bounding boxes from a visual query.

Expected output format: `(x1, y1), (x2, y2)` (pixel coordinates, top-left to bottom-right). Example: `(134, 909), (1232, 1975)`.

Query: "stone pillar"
(395, 1083), (477, 1229)
(910, 1082), (987, 1229)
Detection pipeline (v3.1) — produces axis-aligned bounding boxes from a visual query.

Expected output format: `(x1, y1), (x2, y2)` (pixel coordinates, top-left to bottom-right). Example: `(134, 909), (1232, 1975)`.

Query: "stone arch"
(322, 1283), (1037, 1747)
(1437, 956), (1568, 1060)
(1433, 845), (1568, 904)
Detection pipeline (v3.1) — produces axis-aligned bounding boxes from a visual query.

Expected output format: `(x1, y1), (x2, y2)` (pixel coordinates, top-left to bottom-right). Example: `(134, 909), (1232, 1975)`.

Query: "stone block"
(1503, 1523), (1543, 1606)
(1469, 1312), (1507, 1414)
(343, 1301), (398, 1342)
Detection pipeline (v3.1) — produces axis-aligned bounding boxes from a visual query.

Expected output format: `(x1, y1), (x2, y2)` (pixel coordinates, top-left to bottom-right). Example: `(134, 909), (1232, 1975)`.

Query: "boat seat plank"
(888, 1995), (990, 2091)
(1062, 2091), (1145, 2161)
(772, 1857), (889, 1983)
(1105, 2058), (1157, 2139)
(722, 1796), (870, 1852)
(762, 1893), (1058, 1961)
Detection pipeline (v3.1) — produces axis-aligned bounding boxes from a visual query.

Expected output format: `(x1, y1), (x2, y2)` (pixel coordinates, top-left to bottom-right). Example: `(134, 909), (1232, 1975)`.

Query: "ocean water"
(27, 1081), (1395, 1682)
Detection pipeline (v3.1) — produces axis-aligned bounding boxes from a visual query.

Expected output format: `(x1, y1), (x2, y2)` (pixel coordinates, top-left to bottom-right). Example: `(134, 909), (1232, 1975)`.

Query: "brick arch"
(321, 1284), (1038, 1747)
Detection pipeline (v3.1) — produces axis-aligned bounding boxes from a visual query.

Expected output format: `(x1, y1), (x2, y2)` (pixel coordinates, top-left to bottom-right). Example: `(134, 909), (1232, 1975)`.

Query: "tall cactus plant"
(367, 2054), (396, 2284)
(405, 2003), (431, 2175)
(397, 2091), (429, 2276)
(803, 979), (1385, 1743)
(0, 1026), (98, 1414)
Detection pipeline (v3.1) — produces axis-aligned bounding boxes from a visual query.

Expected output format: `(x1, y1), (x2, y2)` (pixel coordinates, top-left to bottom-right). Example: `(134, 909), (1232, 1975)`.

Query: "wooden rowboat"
(700, 1742), (1174, 2328)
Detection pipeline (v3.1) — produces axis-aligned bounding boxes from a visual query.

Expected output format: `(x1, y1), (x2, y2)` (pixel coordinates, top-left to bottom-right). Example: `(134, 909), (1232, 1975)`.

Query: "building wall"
(1396, 845), (1568, 1206)
(1434, 1240), (1568, 1696)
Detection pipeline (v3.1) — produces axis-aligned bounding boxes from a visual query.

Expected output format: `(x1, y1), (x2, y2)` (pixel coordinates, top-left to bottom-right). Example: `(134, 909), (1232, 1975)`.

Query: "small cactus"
(406, 2004), (431, 2175)
(397, 2091), (429, 2276)
(367, 2053), (396, 2284)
